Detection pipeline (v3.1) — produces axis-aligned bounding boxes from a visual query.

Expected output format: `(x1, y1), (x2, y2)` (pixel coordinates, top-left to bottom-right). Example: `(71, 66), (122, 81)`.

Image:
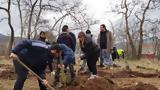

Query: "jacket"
(58, 44), (75, 64)
(97, 30), (113, 52)
(69, 32), (76, 52)
(12, 40), (53, 74)
(80, 36), (100, 58)
(57, 32), (74, 50)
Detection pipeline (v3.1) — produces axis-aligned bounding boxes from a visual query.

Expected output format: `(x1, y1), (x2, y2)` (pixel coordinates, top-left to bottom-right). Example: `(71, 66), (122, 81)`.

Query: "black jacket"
(12, 40), (53, 74)
(80, 36), (100, 58)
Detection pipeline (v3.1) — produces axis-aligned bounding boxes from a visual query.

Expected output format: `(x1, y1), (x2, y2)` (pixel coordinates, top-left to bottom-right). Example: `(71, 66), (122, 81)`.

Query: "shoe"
(88, 75), (99, 80)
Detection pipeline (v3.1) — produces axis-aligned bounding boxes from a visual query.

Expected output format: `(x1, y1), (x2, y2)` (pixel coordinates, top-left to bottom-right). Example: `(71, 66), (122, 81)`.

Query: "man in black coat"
(10, 40), (54, 90)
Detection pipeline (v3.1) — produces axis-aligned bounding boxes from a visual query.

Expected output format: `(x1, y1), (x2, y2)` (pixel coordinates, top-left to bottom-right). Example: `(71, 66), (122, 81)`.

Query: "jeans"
(13, 60), (47, 90)
(100, 49), (113, 67)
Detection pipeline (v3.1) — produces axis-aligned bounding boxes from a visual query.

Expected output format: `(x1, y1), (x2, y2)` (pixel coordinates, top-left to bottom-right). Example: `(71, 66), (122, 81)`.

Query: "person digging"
(10, 40), (59, 90)
(50, 44), (75, 87)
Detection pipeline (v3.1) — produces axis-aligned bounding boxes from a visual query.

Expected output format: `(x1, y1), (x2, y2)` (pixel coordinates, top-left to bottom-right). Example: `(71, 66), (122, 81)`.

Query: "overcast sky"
(0, 0), (122, 36)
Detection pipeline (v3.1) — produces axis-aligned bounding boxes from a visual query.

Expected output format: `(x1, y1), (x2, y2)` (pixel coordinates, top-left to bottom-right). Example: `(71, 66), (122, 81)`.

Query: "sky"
(0, 0), (121, 36)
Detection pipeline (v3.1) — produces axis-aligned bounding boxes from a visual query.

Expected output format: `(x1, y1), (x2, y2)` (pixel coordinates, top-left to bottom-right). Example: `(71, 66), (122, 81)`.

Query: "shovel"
(15, 57), (55, 90)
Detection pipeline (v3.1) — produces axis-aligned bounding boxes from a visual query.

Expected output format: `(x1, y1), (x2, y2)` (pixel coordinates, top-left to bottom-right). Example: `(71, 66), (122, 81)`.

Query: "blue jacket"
(12, 40), (53, 73)
(59, 44), (74, 65)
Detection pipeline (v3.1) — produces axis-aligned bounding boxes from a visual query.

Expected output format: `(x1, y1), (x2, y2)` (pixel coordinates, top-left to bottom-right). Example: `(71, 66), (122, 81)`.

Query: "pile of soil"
(121, 82), (159, 90)
(110, 70), (159, 78)
(67, 77), (159, 90)
(67, 77), (120, 90)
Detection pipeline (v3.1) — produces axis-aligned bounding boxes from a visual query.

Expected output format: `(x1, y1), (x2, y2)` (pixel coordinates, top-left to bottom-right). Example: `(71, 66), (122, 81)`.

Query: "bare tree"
(135, 0), (152, 59)
(16, 0), (24, 39)
(27, 0), (39, 39)
(112, 0), (137, 58)
(0, 0), (14, 55)
(33, 0), (42, 38)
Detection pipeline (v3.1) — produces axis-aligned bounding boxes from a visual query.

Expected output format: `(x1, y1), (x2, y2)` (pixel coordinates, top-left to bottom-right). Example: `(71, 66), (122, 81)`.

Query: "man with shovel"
(10, 40), (55, 90)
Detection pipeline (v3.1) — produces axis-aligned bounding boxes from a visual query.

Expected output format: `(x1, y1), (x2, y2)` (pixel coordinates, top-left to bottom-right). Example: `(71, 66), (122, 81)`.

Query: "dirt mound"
(111, 70), (158, 78)
(67, 77), (120, 90)
(121, 82), (158, 90)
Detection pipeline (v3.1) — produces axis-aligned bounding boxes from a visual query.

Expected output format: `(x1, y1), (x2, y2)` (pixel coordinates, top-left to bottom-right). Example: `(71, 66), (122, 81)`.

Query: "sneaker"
(88, 75), (99, 80)
(88, 75), (95, 80)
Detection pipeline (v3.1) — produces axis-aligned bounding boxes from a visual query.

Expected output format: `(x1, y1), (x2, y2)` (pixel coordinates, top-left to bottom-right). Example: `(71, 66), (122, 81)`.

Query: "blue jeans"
(100, 49), (113, 67)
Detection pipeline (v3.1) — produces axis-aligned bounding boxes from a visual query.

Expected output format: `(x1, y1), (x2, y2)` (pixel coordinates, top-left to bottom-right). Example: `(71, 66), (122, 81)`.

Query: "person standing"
(38, 31), (47, 42)
(97, 24), (113, 68)
(85, 30), (96, 44)
(78, 32), (100, 80)
(38, 31), (53, 72)
(57, 25), (76, 51)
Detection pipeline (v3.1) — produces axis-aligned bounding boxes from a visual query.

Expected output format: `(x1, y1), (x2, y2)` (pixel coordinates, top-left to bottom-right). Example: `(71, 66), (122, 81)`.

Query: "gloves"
(51, 71), (55, 76)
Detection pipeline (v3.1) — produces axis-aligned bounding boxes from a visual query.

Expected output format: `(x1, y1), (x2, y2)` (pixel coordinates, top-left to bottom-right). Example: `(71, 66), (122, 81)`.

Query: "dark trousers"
(13, 60), (47, 90)
(100, 56), (104, 67)
(86, 53), (99, 75)
(54, 64), (75, 83)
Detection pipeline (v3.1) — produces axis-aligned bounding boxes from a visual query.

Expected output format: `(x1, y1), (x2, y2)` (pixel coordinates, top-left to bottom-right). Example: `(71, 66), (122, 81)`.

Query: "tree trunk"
(17, 0), (24, 39)
(34, 0), (42, 38)
(137, 0), (151, 59)
(124, 0), (137, 58)
(27, 0), (38, 39)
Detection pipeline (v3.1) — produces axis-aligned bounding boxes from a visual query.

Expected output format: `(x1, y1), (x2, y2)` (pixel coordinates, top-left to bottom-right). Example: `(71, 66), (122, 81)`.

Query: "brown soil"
(110, 70), (159, 78)
(0, 64), (159, 90)
(0, 64), (16, 79)
(97, 69), (159, 78)
(121, 82), (159, 90)
(67, 77), (119, 90)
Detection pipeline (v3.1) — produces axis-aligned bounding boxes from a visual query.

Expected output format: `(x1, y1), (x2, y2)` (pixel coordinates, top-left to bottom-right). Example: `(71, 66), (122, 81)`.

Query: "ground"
(0, 56), (160, 90)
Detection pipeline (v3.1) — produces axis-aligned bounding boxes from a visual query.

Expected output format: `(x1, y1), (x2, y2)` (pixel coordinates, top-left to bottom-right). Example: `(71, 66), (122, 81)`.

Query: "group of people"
(10, 24), (123, 90)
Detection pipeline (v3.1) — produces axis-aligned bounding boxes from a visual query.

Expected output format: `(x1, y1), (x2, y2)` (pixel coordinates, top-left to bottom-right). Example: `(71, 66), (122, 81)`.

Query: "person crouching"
(78, 32), (100, 80)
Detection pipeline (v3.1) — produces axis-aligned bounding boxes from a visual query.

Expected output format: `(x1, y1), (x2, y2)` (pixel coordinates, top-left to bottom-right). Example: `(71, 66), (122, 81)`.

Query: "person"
(69, 31), (76, 52)
(38, 31), (53, 72)
(78, 32), (100, 80)
(57, 25), (76, 52)
(10, 40), (54, 90)
(50, 44), (75, 86)
(117, 49), (125, 59)
(112, 47), (119, 61)
(97, 24), (113, 68)
(86, 30), (96, 44)
(79, 30), (96, 72)
(38, 31), (47, 42)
